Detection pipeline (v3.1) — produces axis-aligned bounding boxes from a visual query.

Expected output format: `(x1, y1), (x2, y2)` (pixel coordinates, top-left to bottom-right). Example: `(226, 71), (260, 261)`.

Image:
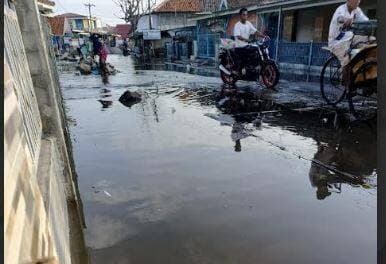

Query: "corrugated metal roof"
(227, 0), (290, 9)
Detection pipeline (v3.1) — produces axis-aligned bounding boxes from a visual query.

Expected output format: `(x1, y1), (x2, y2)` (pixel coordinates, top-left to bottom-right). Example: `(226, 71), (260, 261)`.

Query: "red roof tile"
(47, 16), (65, 36)
(154, 0), (204, 13)
(114, 24), (132, 37)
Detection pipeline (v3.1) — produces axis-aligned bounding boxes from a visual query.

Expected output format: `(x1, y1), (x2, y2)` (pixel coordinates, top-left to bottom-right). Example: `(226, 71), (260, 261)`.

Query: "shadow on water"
(177, 87), (377, 200)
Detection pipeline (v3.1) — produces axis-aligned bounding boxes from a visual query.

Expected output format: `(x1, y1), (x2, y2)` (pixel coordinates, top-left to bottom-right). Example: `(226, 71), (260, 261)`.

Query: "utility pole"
(148, 0), (152, 29)
(84, 1), (95, 32)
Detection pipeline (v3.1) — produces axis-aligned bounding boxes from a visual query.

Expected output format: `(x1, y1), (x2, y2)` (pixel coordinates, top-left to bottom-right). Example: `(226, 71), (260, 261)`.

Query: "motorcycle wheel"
(261, 60), (280, 89)
(220, 57), (237, 86)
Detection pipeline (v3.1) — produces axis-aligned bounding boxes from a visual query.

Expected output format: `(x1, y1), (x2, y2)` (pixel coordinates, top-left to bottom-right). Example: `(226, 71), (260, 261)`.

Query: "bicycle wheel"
(348, 59), (377, 121)
(320, 55), (346, 105)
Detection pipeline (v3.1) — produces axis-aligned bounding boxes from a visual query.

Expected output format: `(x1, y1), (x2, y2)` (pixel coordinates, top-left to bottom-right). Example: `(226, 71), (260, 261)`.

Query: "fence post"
(307, 40), (314, 82)
(275, 7), (282, 61)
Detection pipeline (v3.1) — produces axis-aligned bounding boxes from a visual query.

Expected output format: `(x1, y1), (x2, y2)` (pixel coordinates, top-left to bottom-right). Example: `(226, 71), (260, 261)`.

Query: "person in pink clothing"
(98, 41), (109, 83)
(99, 41), (108, 66)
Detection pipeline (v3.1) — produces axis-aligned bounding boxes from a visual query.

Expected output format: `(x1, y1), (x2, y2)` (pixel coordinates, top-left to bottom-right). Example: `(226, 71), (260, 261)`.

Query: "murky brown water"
(60, 55), (376, 264)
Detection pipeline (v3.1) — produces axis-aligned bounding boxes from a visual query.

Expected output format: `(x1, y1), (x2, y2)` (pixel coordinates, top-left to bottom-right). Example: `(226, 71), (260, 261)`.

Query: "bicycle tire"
(320, 56), (346, 105)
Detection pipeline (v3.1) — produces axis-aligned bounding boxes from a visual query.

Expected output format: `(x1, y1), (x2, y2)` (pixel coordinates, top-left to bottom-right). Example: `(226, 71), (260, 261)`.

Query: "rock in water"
(119, 90), (142, 108)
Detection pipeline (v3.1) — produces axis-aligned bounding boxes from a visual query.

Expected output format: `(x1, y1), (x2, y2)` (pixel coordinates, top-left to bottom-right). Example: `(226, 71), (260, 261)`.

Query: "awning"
(188, 0), (345, 21)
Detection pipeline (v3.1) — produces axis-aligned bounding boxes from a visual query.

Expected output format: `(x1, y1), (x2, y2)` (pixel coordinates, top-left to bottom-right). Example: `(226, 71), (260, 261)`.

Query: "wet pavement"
(59, 55), (377, 264)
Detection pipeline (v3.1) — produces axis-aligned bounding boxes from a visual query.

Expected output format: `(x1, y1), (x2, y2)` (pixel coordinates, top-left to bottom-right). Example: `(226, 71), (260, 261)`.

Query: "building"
(133, 0), (208, 60)
(115, 24), (132, 39)
(47, 13), (103, 54)
(4, 1), (88, 263)
(37, 0), (55, 16)
(56, 12), (98, 32)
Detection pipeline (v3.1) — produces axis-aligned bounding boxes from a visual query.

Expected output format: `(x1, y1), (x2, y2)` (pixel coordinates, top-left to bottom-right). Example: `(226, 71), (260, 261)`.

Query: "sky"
(54, 0), (162, 26)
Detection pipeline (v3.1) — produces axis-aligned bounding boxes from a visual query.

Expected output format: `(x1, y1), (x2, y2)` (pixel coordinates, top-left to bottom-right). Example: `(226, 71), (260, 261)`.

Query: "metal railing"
(197, 33), (221, 58)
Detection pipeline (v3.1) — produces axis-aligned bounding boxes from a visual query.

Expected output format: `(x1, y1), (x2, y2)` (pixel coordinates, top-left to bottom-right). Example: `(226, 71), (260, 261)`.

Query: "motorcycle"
(218, 37), (280, 88)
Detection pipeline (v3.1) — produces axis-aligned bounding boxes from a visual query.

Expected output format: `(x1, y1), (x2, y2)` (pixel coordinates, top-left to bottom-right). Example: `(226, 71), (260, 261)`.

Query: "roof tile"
(154, 0), (204, 13)
(47, 16), (65, 36)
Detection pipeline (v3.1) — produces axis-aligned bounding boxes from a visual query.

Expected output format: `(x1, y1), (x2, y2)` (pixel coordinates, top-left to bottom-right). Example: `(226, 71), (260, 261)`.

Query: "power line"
(55, 0), (69, 13)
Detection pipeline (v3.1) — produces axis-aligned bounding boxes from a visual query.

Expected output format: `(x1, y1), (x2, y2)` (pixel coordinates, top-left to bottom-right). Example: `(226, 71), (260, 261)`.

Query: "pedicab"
(320, 20), (377, 120)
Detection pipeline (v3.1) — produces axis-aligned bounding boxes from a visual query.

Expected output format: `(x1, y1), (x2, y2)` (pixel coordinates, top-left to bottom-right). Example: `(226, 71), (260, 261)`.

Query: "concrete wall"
(4, 1), (88, 263)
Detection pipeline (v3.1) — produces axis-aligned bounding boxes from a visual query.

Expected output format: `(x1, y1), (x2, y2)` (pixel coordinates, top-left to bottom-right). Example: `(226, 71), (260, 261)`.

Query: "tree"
(113, 0), (157, 31)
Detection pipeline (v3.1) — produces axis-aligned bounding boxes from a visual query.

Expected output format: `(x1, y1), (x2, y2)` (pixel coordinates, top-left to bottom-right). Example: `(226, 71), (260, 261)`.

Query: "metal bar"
(207, 34), (209, 57)
(275, 7), (282, 61)
(307, 40), (314, 82)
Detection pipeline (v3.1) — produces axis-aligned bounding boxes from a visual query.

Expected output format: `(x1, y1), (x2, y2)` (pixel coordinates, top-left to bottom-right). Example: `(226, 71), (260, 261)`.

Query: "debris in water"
(119, 90), (142, 108)
(103, 190), (112, 197)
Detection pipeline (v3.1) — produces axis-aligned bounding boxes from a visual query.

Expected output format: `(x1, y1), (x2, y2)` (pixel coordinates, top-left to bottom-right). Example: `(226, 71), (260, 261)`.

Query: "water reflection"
(60, 55), (376, 263)
(231, 122), (249, 152)
(207, 88), (377, 198)
(98, 88), (113, 110)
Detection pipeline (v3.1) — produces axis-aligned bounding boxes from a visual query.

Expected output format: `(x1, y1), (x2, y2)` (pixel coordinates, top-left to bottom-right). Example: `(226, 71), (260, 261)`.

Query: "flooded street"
(59, 55), (377, 264)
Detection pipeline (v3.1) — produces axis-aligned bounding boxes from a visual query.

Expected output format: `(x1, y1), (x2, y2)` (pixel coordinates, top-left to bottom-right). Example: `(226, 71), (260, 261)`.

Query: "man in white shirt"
(328, 0), (371, 83)
(233, 8), (269, 74)
(234, 8), (268, 47)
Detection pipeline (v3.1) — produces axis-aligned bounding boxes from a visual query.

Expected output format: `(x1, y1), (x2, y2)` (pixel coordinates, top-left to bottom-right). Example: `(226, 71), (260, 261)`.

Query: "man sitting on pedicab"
(328, 0), (374, 85)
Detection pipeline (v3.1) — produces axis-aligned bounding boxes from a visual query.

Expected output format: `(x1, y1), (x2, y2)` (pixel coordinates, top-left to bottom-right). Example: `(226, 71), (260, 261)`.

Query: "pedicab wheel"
(347, 59), (378, 121)
(320, 55), (346, 105)
(261, 60), (279, 89)
(220, 57), (237, 86)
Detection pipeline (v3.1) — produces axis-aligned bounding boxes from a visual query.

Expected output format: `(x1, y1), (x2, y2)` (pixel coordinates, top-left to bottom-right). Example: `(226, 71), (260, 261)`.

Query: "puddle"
(59, 55), (377, 264)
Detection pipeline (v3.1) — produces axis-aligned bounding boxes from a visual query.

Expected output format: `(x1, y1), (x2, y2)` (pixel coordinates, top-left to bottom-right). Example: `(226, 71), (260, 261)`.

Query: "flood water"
(59, 55), (377, 264)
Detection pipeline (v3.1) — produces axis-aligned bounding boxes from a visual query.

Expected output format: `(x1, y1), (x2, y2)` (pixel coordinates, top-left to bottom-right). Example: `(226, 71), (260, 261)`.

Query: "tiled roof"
(47, 16), (65, 36)
(115, 24), (132, 37)
(154, 0), (204, 13)
(37, 0), (55, 7)
(57, 12), (87, 18)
